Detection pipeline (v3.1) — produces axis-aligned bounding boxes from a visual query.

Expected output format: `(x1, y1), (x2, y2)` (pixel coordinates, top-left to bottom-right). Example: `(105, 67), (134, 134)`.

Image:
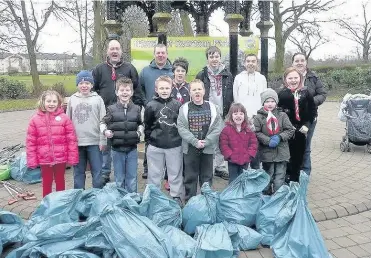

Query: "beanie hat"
(172, 57), (189, 73)
(76, 70), (94, 86)
(261, 88), (278, 105)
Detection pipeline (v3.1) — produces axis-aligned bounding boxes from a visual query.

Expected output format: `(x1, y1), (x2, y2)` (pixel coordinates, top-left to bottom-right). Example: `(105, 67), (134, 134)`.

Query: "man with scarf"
(278, 67), (316, 182)
(195, 46), (234, 180)
(92, 39), (143, 183)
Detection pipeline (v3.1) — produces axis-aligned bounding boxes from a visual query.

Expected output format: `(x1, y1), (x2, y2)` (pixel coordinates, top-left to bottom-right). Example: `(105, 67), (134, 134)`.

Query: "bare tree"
(272, 0), (339, 72)
(336, 1), (371, 62)
(92, 1), (104, 65)
(54, 0), (92, 69)
(288, 25), (329, 60)
(0, 1), (55, 94)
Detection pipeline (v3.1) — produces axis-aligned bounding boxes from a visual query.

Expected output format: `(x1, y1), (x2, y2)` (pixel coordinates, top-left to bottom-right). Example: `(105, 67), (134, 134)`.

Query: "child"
(195, 46), (234, 180)
(100, 77), (143, 192)
(219, 103), (258, 184)
(66, 70), (106, 189)
(253, 88), (294, 195)
(171, 57), (190, 104)
(26, 90), (78, 197)
(278, 67), (316, 182)
(144, 75), (184, 206)
(177, 79), (223, 202)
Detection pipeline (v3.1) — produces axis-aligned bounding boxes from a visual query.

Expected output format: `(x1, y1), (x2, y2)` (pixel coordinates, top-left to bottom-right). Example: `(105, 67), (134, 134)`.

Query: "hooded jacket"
(219, 121), (258, 165)
(195, 66), (234, 118)
(253, 107), (294, 162)
(139, 59), (173, 105)
(26, 108), (79, 168)
(144, 96), (182, 149)
(304, 69), (327, 115)
(92, 59), (143, 106)
(66, 92), (106, 146)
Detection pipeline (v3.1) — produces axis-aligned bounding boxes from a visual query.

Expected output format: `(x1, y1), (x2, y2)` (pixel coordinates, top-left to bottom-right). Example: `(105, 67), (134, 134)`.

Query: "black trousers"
(287, 130), (307, 182)
(183, 145), (213, 202)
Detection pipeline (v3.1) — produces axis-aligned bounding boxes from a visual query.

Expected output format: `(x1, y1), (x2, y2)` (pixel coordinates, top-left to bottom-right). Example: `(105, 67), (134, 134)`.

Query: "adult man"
(195, 46), (233, 180)
(291, 52), (327, 175)
(140, 43), (173, 179)
(233, 54), (267, 169)
(92, 39), (143, 183)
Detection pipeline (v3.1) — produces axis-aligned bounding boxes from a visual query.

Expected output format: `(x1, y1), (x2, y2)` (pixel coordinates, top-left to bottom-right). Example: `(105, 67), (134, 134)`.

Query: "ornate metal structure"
(105, 0), (274, 78)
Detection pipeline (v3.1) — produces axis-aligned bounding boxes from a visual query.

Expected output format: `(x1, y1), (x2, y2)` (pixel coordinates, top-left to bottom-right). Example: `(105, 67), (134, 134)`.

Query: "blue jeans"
(302, 118), (318, 175)
(112, 148), (138, 193)
(102, 141), (112, 177)
(228, 162), (245, 184)
(73, 145), (103, 189)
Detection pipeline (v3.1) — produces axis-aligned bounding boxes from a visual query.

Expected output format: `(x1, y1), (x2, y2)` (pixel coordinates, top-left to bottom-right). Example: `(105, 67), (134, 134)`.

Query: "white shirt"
(233, 71), (267, 117)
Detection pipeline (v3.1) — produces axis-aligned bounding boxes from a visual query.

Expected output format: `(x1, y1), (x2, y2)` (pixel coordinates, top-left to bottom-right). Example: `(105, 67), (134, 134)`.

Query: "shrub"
(41, 82), (69, 97)
(0, 78), (29, 99)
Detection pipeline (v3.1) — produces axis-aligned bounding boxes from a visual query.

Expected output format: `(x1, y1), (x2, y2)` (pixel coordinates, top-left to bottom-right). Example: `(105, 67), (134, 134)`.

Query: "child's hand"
(105, 130), (113, 138)
(299, 125), (309, 135)
(196, 140), (205, 149)
(269, 135), (280, 148)
(99, 145), (106, 151)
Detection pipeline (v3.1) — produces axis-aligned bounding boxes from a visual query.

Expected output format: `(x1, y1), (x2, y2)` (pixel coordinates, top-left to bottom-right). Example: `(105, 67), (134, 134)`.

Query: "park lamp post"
(257, 0), (274, 79)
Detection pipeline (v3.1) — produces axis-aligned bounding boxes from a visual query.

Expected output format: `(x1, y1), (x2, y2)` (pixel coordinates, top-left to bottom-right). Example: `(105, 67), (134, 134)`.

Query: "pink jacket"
(26, 108), (79, 168)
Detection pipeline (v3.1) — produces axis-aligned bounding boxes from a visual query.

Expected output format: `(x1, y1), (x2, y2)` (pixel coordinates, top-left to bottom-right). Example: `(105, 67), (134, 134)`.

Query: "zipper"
(46, 113), (56, 164)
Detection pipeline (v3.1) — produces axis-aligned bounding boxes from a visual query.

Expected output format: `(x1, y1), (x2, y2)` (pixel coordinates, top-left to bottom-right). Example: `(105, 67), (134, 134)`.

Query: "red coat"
(26, 108), (79, 168)
(219, 122), (258, 166)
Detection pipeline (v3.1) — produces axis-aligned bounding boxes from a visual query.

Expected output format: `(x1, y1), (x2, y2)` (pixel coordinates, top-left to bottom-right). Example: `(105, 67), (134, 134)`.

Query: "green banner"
(131, 36), (259, 77)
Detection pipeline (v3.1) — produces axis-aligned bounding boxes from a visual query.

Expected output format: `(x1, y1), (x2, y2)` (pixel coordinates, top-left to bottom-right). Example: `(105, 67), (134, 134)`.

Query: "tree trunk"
(93, 1), (103, 65)
(27, 45), (42, 95)
(274, 23), (285, 72)
(362, 44), (369, 63)
(180, 11), (193, 36)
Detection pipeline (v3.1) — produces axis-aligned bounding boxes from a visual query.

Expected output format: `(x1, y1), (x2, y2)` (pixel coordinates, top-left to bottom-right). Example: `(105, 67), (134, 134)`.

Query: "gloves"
(269, 135), (281, 148)
(299, 125), (309, 135)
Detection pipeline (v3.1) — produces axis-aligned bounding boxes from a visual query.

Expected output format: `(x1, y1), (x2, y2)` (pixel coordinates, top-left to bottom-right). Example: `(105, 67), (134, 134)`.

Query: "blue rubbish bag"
(139, 184), (182, 228)
(0, 210), (24, 249)
(256, 184), (298, 246)
(217, 169), (269, 226)
(193, 223), (235, 258)
(182, 183), (219, 235)
(58, 249), (101, 258)
(224, 222), (263, 251)
(100, 205), (180, 258)
(10, 152), (41, 184)
(161, 225), (196, 257)
(75, 188), (101, 218)
(271, 172), (332, 258)
(29, 189), (83, 225)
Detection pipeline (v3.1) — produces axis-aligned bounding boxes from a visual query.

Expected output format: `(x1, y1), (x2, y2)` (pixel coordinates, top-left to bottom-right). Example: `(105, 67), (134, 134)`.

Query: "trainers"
(164, 180), (170, 191)
(142, 172), (148, 179)
(214, 169), (229, 180)
(173, 197), (183, 208)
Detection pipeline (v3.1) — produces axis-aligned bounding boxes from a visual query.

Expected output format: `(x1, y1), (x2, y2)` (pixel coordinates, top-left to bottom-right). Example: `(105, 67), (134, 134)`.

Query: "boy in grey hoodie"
(67, 70), (106, 189)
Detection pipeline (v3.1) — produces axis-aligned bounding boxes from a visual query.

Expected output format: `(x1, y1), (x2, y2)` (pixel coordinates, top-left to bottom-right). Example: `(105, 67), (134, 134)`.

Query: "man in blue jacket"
(140, 43), (173, 179)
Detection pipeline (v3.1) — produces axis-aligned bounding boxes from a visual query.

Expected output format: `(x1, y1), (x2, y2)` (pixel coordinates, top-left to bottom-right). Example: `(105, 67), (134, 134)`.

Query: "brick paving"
(1, 101), (371, 257)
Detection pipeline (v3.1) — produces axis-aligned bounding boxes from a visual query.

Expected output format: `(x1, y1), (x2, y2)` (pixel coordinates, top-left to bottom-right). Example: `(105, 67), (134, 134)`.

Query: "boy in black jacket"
(144, 75), (184, 207)
(100, 77), (143, 192)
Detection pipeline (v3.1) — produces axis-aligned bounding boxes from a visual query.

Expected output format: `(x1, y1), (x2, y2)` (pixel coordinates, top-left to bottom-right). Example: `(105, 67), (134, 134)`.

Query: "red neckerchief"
(105, 57), (123, 81)
(264, 107), (280, 135)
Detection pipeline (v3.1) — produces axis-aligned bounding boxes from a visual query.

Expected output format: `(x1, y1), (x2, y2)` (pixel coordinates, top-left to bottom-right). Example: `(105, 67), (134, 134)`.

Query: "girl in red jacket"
(219, 103), (258, 183)
(26, 90), (79, 197)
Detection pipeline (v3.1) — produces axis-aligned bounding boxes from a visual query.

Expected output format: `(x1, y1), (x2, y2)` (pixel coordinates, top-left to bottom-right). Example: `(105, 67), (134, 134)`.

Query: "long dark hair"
(225, 103), (253, 129)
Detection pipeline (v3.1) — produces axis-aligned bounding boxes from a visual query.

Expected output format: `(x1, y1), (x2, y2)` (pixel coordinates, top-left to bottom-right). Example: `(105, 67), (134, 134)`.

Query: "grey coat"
(177, 101), (223, 154)
(253, 107), (295, 162)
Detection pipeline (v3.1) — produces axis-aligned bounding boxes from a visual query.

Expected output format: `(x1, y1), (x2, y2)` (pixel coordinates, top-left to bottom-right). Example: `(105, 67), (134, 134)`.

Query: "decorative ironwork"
(155, 1), (172, 13)
(258, 0), (271, 21)
(224, 1), (241, 14)
(106, 1), (117, 20)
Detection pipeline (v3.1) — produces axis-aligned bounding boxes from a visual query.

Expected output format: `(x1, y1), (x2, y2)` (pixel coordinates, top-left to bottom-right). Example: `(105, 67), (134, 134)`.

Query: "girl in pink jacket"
(26, 90), (78, 197)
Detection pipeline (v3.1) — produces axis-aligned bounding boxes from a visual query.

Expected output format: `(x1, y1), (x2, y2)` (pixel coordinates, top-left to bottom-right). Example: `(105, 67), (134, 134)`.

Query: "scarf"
(264, 108), (280, 135)
(292, 89), (301, 121)
(172, 81), (188, 104)
(207, 65), (224, 97)
(105, 57), (123, 81)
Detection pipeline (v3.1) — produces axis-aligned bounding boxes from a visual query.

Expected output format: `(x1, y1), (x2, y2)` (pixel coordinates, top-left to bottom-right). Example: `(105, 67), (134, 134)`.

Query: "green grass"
(0, 98), (38, 112)
(1, 75), (76, 95)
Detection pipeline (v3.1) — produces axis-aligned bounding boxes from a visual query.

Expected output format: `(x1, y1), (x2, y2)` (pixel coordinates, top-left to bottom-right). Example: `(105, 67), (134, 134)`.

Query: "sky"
(36, 0), (369, 60)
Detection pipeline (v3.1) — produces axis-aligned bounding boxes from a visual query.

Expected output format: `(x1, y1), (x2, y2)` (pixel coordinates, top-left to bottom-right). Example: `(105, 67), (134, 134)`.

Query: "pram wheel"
(340, 142), (347, 152)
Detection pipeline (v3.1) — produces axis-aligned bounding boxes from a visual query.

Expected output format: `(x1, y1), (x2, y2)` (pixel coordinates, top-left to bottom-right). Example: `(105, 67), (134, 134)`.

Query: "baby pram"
(338, 93), (371, 152)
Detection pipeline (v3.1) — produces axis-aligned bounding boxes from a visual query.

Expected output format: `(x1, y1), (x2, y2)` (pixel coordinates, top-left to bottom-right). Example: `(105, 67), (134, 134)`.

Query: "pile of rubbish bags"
(10, 152), (41, 184)
(0, 169), (332, 258)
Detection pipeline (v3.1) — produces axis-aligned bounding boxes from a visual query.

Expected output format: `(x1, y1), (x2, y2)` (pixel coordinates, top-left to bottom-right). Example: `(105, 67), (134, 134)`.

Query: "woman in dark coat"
(278, 67), (316, 182)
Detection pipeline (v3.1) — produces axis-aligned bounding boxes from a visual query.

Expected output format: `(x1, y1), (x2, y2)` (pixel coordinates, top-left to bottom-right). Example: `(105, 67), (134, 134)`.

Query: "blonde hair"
(116, 77), (133, 92)
(37, 90), (63, 112)
(283, 66), (304, 89)
(155, 75), (172, 88)
(189, 79), (205, 89)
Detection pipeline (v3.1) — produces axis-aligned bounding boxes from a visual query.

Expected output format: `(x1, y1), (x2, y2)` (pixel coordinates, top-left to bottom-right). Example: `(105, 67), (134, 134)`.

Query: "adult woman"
(278, 67), (316, 182)
(292, 53), (327, 175)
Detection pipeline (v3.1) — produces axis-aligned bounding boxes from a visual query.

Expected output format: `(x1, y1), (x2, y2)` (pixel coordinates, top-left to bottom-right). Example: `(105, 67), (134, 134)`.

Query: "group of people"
(25, 39), (327, 206)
